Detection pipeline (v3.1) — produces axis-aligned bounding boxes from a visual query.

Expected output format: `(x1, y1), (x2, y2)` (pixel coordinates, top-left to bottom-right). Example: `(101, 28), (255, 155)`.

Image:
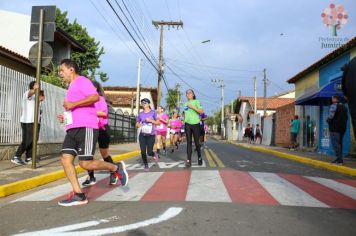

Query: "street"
(0, 138), (355, 236)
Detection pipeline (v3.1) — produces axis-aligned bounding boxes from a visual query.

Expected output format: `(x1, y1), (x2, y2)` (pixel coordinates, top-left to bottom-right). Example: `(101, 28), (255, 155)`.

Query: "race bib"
(181, 128), (185, 133)
(141, 123), (153, 134)
(64, 111), (73, 125)
(158, 124), (164, 129)
(170, 129), (176, 134)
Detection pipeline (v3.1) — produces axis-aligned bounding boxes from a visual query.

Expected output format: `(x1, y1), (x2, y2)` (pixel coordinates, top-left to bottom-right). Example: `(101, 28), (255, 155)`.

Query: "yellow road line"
(204, 148), (216, 167)
(208, 149), (225, 167)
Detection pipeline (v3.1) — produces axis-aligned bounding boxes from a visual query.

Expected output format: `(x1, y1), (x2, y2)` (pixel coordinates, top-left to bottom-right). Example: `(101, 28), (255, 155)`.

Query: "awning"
(296, 79), (344, 105)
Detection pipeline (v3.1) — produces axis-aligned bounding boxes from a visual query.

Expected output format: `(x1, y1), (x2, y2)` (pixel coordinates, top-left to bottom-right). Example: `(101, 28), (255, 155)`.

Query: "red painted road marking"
(220, 170), (279, 205)
(55, 172), (137, 202)
(141, 171), (191, 201)
(335, 179), (356, 188)
(279, 173), (356, 209)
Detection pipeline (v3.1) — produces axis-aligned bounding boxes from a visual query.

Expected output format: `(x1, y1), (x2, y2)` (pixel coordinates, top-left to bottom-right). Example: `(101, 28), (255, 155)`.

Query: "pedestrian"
(306, 115), (315, 148)
(155, 106), (168, 158)
(250, 124), (255, 144)
(82, 81), (117, 187)
(183, 89), (204, 167)
(342, 56), (356, 140)
(169, 111), (183, 153)
(254, 124), (263, 144)
(327, 95), (348, 164)
(290, 115), (300, 149)
(136, 98), (160, 171)
(11, 82), (45, 165)
(244, 123), (252, 144)
(199, 112), (208, 149)
(57, 59), (128, 207)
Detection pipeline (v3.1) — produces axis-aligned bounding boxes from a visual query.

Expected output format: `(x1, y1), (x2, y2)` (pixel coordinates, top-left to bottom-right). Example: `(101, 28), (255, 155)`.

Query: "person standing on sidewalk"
(290, 115), (300, 149)
(183, 89), (204, 167)
(136, 98), (160, 171)
(57, 59), (128, 207)
(82, 81), (117, 187)
(327, 95), (348, 164)
(342, 56), (356, 140)
(254, 124), (263, 144)
(244, 123), (252, 144)
(11, 82), (45, 165)
(155, 106), (168, 158)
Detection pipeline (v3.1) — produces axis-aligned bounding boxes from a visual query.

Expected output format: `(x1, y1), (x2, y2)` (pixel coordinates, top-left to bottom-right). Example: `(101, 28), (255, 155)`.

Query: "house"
(104, 86), (158, 116)
(0, 45), (36, 76)
(287, 37), (356, 156)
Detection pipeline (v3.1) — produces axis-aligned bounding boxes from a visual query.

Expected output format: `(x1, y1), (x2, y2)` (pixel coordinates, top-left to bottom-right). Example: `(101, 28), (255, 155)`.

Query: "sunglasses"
(141, 102), (148, 105)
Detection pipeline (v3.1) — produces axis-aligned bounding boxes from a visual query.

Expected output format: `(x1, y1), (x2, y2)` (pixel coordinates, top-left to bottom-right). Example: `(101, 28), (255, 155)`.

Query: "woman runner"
(169, 111), (183, 153)
(155, 106), (168, 158)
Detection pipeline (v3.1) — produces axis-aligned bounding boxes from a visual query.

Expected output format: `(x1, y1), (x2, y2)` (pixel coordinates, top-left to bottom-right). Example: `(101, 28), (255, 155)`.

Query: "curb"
(0, 150), (140, 198)
(227, 141), (356, 177)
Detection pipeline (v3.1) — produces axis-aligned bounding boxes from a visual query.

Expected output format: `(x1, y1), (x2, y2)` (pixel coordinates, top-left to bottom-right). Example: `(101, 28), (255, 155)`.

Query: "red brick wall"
(275, 102), (295, 147)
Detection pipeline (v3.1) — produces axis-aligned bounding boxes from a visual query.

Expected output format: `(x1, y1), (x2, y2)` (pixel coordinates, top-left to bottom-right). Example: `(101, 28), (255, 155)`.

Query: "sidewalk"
(213, 135), (356, 176)
(0, 142), (140, 197)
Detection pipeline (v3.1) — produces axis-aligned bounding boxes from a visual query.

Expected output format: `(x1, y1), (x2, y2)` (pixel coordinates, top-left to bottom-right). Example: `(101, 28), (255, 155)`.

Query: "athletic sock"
(104, 155), (114, 164)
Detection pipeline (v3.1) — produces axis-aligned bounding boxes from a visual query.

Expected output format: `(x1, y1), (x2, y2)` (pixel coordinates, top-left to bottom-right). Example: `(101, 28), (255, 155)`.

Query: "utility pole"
(176, 83), (181, 110)
(152, 20), (183, 107)
(263, 68), (267, 116)
(135, 58), (142, 116)
(238, 90), (241, 99)
(253, 77), (257, 114)
(211, 79), (225, 139)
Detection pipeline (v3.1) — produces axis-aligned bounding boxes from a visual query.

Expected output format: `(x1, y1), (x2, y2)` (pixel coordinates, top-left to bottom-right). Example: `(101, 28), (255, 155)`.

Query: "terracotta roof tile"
(240, 96), (295, 110)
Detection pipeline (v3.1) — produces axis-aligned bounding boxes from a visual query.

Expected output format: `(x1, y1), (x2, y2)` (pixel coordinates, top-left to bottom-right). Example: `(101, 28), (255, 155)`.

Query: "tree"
(165, 84), (182, 112)
(41, 64), (67, 89)
(321, 4), (348, 37)
(55, 9), (108, 82)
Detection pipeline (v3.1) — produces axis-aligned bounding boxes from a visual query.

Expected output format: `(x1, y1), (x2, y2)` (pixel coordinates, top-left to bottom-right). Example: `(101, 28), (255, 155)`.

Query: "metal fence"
(108, 107), (137, 143)
(0, 65), (66, 144)
(0, 65), (137, 145)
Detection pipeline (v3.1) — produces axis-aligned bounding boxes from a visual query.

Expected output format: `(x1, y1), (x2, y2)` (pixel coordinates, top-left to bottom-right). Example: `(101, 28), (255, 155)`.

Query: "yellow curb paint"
(228, 141), (356, 177)
(0, 150), (140, 198)
(204, 148), (216, 167)
(208, 149), (225, 168)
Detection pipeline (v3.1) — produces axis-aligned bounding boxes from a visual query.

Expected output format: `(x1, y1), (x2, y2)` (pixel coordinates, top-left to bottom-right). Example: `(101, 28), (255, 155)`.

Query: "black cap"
(141, 98), (151, 104)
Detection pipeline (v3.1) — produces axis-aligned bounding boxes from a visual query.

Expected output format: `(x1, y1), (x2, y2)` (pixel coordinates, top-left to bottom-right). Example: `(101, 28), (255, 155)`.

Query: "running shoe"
(185, 160), (192, 168)
(109, 172), (117, 185)
(58, 192), (88, 207)
(82, 177), (96, 187)
(153, 153), (158, 162)
(117, 161), (129, 186)
(198, 157), (203, 166)
(144, 165), (149, 172)
(24, 157), (32, 165)
(11, 157), (25, 165)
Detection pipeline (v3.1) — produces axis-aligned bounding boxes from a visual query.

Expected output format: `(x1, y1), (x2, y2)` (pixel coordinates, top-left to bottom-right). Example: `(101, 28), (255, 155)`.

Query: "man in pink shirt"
(57, 59), (128, 207)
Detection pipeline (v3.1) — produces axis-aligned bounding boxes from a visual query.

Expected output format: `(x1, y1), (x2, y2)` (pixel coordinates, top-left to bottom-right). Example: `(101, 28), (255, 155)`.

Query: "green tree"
(165, 84), (182, 112)
(55, 9), (108, 82)
(41, 64), (67, 89)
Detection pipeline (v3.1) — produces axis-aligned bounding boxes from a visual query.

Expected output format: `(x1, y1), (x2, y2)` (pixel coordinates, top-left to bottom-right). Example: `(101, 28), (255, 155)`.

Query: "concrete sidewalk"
(213, 135), (356, 176)
(0, 142), (141, 197)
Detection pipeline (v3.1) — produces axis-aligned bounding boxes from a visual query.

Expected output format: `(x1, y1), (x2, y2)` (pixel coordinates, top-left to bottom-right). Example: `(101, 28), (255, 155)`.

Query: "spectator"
(255, 124), (263, 144)
(327, 95), (348, 164)
(306, 115), (315, 148)
(244, 123), (252, 144)
(11, 82), (44, 165)
(290, 115), (300, 149)
(342, 57), (356, 140)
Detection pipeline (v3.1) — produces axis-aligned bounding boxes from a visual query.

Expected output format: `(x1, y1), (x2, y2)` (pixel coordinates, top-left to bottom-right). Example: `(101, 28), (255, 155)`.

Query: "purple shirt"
(137, 110), (157, 135)
(200, 113), (208, 127)
(64, 76), (99, 131)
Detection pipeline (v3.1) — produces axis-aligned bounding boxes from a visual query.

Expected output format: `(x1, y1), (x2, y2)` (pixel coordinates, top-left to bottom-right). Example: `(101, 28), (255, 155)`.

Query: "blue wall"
(319, 53), (350, 87)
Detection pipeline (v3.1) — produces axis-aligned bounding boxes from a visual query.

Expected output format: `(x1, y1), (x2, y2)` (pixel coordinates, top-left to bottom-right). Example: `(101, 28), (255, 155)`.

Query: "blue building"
(288, 37), (356, 156)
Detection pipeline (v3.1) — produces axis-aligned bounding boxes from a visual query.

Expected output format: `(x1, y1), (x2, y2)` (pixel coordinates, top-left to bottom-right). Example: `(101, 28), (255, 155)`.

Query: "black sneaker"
(58, 192), (88, 207)
(185, 160), (192, 168)
(117, 161), (129, 187)
(109, 172), (117, 185)
(24, 157), (32, 165)
(82, 177), (96, 187)
(11, 157), (25, 165)
(198, 157), (203, 166)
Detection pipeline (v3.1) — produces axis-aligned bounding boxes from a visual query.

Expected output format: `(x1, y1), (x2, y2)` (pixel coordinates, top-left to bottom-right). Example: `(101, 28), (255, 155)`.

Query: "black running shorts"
(98, 125), (110, 149)
(61, 128), (99, 161)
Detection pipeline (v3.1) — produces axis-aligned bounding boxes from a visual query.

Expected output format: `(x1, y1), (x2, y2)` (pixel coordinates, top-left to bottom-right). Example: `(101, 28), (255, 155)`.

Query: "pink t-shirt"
(95, 96), (108, 128)
(169, 118), (182, 132)
(64, 76), (99, 131)
(156, 113), (168, 132)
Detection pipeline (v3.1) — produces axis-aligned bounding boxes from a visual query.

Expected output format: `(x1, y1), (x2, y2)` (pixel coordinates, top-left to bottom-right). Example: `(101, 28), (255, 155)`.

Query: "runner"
(199, 112), (208, 149)
(204, 123), (209, 146)
(81, 81), (117, 187)
(136, 98), (160, 171)
(169, 111), (183, 153)
(183, 89), (204, 167)
(57, 59), (128, 207)
(155, 106), (168, 158)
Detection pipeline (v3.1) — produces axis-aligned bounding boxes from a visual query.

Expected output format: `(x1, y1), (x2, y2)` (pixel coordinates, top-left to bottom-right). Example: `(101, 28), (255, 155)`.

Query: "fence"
(0, 65), (66, 144)
(0, 65), (137, 145)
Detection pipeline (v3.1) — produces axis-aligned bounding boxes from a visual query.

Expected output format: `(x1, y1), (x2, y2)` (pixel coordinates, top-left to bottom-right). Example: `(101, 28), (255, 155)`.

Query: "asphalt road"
(0, 138), (355, 236)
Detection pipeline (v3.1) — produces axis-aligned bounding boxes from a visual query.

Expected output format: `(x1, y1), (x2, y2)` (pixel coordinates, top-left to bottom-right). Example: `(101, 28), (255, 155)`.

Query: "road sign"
(28, 42), (53, 67)
(29, 6), (56, 42)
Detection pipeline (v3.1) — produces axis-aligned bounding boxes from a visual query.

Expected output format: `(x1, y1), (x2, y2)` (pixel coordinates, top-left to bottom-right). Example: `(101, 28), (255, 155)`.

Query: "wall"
(275, 102), (295, 147)
(295, 70), (319, 99)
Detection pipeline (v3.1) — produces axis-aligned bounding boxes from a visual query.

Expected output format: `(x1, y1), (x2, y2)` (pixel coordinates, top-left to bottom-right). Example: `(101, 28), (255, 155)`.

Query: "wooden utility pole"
(152, 20), (183, 107)
(176, 83), (181, 110)
(263, 68), (267, 116)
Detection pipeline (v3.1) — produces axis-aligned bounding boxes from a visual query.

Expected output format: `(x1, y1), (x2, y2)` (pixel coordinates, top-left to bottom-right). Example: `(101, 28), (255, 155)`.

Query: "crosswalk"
(13, 170), (356, 209)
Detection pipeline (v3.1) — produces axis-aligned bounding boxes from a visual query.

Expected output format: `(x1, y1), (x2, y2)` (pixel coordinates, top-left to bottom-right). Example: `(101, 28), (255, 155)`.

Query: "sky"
(0, 0), (355, 115)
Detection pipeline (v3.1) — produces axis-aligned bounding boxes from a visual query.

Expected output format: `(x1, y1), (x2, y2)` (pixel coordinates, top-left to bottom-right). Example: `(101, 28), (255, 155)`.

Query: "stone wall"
(275, 102), (295, 147)
(0, 143), (62, 160)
